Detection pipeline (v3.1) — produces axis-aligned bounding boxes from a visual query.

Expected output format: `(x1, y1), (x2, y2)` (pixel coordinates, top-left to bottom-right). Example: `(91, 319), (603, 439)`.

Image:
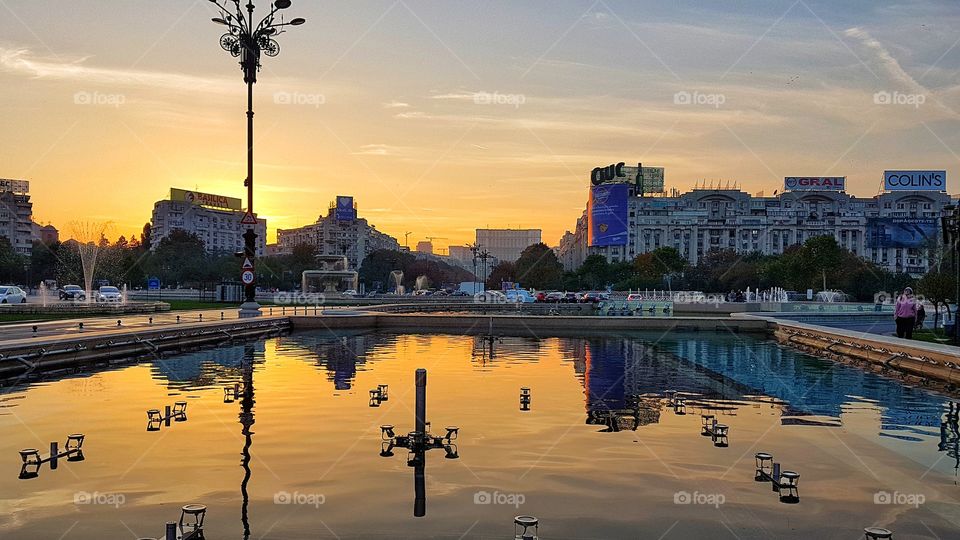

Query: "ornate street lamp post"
(208, 0), (305, 316)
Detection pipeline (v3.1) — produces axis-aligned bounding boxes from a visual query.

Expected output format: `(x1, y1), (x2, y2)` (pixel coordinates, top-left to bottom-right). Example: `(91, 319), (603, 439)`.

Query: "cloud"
(844, 27), (959, 118)
(382, 100), (410, 108)
(0, 47), (235, 94)
(351, 143), (401, 156)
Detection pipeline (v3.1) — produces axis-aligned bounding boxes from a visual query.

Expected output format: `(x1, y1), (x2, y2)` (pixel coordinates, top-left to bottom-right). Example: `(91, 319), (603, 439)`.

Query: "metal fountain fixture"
(754, 452), (800, 503)
(379, 369), (459, 517)
(369, 384), (389, 407)
(18, 433), (85, 479)
(147, 402), (189, 431)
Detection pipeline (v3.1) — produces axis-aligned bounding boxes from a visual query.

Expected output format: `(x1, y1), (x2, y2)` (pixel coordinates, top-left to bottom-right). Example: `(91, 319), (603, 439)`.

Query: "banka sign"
(591, 162), (627, 186)
(784, 177), (846, 191)
(883, 170), (947, 192)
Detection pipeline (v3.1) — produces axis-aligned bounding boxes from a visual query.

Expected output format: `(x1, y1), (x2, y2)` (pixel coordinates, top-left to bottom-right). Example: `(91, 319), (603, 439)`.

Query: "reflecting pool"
(0, 331), (958, 539)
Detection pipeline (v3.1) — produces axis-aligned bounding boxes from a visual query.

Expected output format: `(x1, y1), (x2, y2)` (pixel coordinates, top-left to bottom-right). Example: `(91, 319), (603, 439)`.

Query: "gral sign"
(0, 179), (29, 193)
(883, 170), (947, 191)
(589, 183), (629, 247)
(171, 188), (242, 210)
(784, 177), (846, 191)
(335, 195), (356, 222)
(867, 217), (938, 248)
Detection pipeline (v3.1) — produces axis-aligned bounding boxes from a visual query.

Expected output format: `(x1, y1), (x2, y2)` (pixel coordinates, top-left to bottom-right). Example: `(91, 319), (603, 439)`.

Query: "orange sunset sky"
(2, 0), (959, 249)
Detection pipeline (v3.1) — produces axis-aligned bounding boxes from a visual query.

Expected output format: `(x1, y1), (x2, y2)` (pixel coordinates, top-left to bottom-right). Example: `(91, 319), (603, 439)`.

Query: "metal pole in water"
(49, 441), (58, 468)
(415, 368), (427, 435)
(165, 521), (177, 540)
(165, 405), (171, 427)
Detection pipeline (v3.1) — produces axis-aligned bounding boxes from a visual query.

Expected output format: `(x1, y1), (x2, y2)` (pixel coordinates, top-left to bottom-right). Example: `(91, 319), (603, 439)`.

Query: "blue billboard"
(867, 217), (938, 248)
(589, 183), (629, 247)
(883, 170), (947, 191)
(335, 196), (356, 222)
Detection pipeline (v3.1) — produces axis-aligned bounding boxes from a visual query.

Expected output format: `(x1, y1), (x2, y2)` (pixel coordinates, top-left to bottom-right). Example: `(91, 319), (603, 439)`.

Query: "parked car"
(544, 291), (564, 303)
(451, 290), (470, 297)
(343, 289), (358, 296)
(0, 286), (27, 304)
(474, 290), (507, 303)
(59, 285), (86, 301)
(580, 292), (605, 304)
(504, 289), (536, 303)
(97, 286), (123, 303)
(562, 292), (580, 303)
(626, 293), (644, 302)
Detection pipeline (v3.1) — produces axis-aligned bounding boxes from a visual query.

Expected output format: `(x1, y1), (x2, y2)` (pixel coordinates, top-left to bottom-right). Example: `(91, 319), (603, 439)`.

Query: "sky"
(2, 0), (959, 250)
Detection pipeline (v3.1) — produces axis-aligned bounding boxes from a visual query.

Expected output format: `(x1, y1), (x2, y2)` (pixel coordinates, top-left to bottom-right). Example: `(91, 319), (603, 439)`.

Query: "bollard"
(117, 320), (122, 327)
(32, 325), (38, 335)
(415, 369), (427, 435)
(199, 314), (203, 322)
(78, 322), (83, 331)
(221, 312), (224, 321)
(149, 317), (153, 325)
(176, 316), (180, 323)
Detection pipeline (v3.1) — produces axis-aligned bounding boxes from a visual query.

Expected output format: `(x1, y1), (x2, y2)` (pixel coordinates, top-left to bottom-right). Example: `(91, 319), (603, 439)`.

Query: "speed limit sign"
(241, 270), (255, 285)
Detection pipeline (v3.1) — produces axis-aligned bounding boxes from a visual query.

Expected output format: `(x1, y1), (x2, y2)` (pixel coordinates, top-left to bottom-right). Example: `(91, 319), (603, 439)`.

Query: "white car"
(504, 289), (536, 303)
(97, 286), (123, 303)
(0, 286), (27, 304)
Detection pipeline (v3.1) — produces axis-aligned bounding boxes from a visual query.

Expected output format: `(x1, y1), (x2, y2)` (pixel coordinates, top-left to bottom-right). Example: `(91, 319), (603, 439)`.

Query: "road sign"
(147, 277), (161, 290)
(241, 270), (255, 285)
(242, 258), (254, 270)
(240, 211), (258, 225)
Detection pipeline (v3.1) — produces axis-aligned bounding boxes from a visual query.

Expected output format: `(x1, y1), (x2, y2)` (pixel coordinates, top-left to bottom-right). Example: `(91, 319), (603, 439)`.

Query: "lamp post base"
(239, 302), (262, 318)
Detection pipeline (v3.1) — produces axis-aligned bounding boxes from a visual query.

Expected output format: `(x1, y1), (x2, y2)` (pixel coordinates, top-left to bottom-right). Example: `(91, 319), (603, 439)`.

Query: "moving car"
(59, 285), (86, 301)
(0, 286), (27, 304)
(97, 286), (123, 303)
(343, 289), (358, 296)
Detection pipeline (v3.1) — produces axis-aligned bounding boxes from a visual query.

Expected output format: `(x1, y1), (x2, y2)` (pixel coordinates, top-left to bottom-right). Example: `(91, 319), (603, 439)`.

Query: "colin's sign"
(0, 179), (29, 193)
(784, 177), (846, 191)
(883, 170), (946, 192)
(591, 162), (627, 186)
(171, 188), (242, 210)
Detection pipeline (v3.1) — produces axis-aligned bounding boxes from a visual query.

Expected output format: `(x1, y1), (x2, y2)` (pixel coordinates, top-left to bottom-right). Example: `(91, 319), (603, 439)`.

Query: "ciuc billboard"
(589, 183), (628, 247)
(884, 170), (947, 191)
(335, 195), (356, 222)
(784, 177), (845, 191)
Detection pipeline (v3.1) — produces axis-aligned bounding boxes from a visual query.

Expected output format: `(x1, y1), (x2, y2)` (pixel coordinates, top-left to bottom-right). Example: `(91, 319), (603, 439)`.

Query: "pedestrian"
(894, 287), (918, 339)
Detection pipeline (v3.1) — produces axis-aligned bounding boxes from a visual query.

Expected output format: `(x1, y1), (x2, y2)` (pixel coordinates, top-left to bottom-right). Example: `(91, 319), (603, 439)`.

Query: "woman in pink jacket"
(894, 287), (918, 339)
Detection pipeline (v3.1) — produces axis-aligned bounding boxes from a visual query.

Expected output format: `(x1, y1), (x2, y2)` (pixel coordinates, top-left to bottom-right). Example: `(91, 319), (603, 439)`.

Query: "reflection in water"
(2, 331), (959, 538)
(239, 345), (255, 539)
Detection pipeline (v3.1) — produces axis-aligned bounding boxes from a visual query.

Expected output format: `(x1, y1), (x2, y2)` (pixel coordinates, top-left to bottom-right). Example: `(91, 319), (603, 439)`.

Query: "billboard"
(589, 183), (629, 247)
(884, 170), (947, 191)
(784, 177), (845, 191)
(335, 195), (356, 222)
(628, 165), (665, 195)
(0, 179), (29, 193)
(867, 217), (938, 248)
(171, 188), (242, 210)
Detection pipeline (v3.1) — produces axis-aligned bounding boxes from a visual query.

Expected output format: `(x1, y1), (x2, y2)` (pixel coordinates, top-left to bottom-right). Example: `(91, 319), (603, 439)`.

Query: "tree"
(0, 237), (27, 283)
(140, 222), (152, 251)
(145, 230), (209, 287)
(918, 259), (957, 330)
(514, 243), (563, 290)
(486, 261), (516, 290)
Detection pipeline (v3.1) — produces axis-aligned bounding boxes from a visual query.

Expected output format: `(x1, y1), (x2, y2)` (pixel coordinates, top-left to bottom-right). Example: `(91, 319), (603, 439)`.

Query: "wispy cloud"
(382, 100), (410, 108)
(351, 143), (402, 156)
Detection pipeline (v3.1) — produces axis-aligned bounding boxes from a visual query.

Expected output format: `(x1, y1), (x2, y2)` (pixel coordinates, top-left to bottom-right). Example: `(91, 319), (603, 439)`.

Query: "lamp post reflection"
(239, 345), (255, 539)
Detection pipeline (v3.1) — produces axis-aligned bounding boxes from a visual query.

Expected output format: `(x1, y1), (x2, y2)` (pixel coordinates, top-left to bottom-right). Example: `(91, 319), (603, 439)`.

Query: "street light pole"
(208, 0), (305, 316)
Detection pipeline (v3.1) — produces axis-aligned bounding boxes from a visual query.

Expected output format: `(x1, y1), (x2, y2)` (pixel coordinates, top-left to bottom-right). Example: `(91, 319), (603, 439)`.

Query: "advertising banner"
(589, 183), (629, 247)
(883, 170), (947, 191)
(0, 179), (29, 193)
(335, 195), (356, 222)
(784, 177), (846, 191)
(867, 217), (938, 248)
(171, 188), (242, 210)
